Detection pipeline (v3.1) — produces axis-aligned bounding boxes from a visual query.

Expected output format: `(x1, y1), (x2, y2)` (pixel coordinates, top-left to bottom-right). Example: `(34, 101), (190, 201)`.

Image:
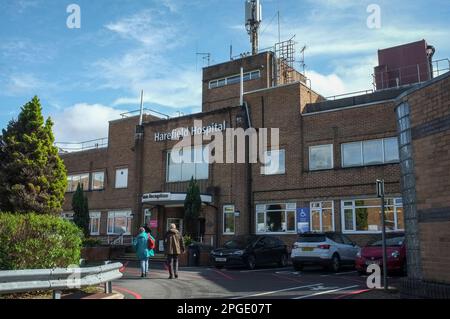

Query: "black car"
(210, 235), (289, 270)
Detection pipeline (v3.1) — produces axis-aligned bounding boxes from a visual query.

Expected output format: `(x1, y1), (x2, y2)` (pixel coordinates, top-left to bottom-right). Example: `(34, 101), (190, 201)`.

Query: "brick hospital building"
(59, 40), (450, 296)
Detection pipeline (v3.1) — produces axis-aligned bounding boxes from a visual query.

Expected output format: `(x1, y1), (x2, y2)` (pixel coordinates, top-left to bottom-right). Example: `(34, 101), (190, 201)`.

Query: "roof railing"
(55, 137), (108, 153)
(119, 108), (169, 119)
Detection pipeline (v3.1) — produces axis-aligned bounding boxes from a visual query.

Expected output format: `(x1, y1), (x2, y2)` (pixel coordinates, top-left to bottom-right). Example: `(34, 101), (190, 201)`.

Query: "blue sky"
(1, 0), (449, 142)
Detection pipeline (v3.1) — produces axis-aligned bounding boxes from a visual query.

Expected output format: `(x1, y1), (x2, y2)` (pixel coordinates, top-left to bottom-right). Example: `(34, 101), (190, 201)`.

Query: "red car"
(355, 234), (406, 275)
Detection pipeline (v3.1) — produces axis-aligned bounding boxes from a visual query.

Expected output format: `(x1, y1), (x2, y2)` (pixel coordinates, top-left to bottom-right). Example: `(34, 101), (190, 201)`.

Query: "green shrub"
(82, 237), (102, 248)
(0, 212), (82, 270)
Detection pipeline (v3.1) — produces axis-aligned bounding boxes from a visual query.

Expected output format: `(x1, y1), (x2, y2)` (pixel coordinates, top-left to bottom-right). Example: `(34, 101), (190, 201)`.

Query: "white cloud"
(2, 73), (57, 97)
(305, 70), (347, 97)
(51, 103), (126, 143)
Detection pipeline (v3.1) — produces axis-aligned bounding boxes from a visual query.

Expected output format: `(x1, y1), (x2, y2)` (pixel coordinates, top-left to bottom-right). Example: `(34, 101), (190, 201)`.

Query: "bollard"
(52, 290), (62, 299)
(105, 281), (112, 294)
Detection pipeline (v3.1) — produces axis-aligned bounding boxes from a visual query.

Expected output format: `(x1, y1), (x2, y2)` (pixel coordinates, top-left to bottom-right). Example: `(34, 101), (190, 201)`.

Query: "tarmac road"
(112, 261), (401, 299)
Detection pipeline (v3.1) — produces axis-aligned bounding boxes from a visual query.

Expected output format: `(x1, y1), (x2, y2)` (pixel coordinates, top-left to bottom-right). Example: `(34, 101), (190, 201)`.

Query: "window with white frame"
(310, 201), (334, 232)
(309, 144), (333, 171)
(89, 212), (101, 235)
(223, 205), (236, 234)
(209, 70), (260, 89)
(341, 198), (404, 233)
(261, 149), (285, 175)
(166, 146), (209, 182)
(107, 211), (132, 235)
(115, 168), (128, 189)
(256, 203), (296, 233)
(66, 173), (89, 192)
(341, 137), (399, 167)
(91, 171), (105, 190)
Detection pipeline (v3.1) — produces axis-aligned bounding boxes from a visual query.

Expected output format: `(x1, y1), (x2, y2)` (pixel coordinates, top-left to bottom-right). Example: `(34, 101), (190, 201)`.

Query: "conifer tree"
(72, 184), (90, 237)
(184, 177), (202, 238)
(0, 96), (67, 215)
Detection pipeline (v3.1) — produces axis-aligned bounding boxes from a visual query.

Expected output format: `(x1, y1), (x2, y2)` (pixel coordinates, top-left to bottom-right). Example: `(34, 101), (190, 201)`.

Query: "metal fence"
(0, 262), (123, 299)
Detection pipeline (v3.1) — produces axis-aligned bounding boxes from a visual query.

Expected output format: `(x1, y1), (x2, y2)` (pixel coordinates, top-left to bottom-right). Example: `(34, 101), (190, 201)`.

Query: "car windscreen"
(370, 236), (404, 247)
(223, 236), (257, 249)
(296, 234), (326, 243)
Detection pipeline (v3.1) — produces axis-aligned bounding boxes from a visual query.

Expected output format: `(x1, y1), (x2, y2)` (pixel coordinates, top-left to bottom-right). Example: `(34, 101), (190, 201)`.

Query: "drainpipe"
(240, 67), (254, 235)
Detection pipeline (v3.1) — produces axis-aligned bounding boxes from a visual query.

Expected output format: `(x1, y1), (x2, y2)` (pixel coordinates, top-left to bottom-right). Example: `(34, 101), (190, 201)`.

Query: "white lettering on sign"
(154, 121), (227, 142)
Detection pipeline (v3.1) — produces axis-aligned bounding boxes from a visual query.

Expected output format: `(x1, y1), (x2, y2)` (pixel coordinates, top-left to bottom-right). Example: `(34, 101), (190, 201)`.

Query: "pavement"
(112, 261), (402, 299)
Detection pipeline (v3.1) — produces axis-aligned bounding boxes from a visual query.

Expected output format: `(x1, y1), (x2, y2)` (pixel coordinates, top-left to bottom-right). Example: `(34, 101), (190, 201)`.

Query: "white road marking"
(231, 283), (322, 299)
(239, 267), (289, 273)
(292, 285), (360, 299)
(335, 270), (358, 275)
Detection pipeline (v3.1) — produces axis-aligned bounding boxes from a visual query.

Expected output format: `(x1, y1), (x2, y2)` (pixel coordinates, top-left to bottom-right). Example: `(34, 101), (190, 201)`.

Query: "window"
(115, 168), (128, 188)
(341, 138), (400, 167)
(341, 198), (404, 233)
(256, 203), (296, 234)
(61, 212), (74, 222)
(107, 211), (132, 235)
(261, 149), (285, 175)
(310, 201), (335, 232)
(309, 144), (333, 171)
(223, 205), (236, 234)
(208, 70), (261, 89)
(66, 173), (89, 192)
(89, 212), (101, 235)
(166, 146), (209, 182)
(91, 171), (105, 190)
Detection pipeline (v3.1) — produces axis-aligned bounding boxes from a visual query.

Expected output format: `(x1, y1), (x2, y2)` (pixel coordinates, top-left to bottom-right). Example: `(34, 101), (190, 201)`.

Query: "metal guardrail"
(55, 137), (108, 153)
(0, 262), (123, 299)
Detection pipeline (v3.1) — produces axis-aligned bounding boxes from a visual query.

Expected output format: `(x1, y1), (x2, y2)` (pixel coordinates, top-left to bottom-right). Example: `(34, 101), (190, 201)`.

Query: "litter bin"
(188, 244), (200, 266)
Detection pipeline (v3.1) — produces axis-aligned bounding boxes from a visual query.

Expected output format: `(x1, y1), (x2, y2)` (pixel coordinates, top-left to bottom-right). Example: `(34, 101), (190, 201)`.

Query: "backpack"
(147, 234), (156, 250)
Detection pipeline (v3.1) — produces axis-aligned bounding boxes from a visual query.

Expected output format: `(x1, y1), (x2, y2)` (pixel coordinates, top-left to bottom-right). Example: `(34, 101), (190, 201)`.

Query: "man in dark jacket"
(165, 223), (185, 279)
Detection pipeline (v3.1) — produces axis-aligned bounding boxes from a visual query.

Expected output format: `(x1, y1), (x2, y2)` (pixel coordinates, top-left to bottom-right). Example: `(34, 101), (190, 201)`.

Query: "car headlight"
(233, 250), (244, 256)
(391, 250), (400, 259)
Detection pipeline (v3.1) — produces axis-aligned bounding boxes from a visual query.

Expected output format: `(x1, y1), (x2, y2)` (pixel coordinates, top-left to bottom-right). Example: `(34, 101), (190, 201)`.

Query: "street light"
(376, 179), (388, 291)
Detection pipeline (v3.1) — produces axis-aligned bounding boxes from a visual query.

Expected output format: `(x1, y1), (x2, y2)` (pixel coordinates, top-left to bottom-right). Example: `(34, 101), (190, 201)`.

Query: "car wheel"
(330, 254), (341, 272)
(278, 254), (288, 267)
(246, 255), (256, 270)
(293, 262), (303, 271)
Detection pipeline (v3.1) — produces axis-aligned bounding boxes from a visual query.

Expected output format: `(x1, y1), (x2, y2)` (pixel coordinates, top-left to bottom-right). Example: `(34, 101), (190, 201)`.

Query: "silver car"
(291, 233), (360, 272)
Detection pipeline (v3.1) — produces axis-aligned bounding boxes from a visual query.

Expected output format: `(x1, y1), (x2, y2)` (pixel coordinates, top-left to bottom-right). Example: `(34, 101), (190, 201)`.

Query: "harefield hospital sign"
(154, 121), (227, 142)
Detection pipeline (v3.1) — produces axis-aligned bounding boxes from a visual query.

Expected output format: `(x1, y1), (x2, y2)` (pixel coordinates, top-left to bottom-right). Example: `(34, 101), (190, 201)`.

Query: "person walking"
(133, 227), (150, 278)
(165, 223), (185, 279)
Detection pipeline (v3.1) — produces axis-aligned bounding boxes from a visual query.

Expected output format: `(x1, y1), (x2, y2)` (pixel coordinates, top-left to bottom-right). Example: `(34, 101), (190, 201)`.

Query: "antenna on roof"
(196, 52), (211, 68)
(245, 0), (262, 55)
(300, 45), (307, 74)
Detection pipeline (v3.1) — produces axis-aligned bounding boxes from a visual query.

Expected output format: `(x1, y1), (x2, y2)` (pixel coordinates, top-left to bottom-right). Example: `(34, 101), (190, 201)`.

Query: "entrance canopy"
(142, 192), (213, 206)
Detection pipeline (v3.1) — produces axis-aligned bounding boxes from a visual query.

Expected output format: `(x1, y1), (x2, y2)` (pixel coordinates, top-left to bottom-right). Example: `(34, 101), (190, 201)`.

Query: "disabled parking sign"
(296, 207), (310, 233)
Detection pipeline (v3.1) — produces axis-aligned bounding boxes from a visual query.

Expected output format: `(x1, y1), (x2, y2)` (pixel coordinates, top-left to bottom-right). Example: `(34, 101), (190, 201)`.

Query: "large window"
(91, 171), (105, 190)
(341, 137), (399, 167)
(309, 144), (333, 171)
(223, 205), (236, 234)
(261, 149), (285, 175)
(115, 168), (128, 189)
(310, 201), (334, 232)
(107, 211), (132, 235)
(256, 203), (296, 234)
(341, 198), (404, 233)
(209, 70), (260, 89)
(166, 146), (209, 182)
(89, 212), (101, 235)
(66, 173), (89, 192)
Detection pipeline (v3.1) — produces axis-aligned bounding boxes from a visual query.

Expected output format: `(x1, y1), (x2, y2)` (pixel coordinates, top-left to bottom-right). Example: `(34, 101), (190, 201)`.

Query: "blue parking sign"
(296, 207), (310, 233)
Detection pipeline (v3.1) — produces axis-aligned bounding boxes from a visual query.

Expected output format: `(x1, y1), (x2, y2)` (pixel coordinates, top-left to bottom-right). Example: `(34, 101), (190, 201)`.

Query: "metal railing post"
(53, 290), (62, 299)
(104, 281), (112, 294)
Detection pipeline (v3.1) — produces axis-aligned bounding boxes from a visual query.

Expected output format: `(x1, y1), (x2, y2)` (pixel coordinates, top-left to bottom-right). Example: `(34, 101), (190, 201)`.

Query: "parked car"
(291, 232), (360, 272)
(355, 234), (406, 275)
(210, 235), (289, 270)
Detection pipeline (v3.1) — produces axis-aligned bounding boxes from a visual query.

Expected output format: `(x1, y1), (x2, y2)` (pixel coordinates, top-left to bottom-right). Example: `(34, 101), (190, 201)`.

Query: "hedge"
(0, 212), (83, 270)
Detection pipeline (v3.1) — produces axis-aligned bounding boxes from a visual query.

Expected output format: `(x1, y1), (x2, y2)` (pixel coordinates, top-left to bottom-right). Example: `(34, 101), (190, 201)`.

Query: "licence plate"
(215, 257), (227, 262)
(302, 247), (314, 252)
(366, 260), (380, 265)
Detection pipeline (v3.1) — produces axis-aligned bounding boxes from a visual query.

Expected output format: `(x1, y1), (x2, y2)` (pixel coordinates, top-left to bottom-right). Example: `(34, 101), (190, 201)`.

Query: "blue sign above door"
(296, 207), (310, 234)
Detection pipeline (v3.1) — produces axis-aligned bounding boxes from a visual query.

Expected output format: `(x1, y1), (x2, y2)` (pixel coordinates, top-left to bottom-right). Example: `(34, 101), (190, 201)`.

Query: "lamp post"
(376, 179), (388, 291)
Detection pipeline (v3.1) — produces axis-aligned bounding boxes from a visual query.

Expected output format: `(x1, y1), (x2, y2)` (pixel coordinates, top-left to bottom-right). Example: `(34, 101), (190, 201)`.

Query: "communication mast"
(245, 0), (262, 55)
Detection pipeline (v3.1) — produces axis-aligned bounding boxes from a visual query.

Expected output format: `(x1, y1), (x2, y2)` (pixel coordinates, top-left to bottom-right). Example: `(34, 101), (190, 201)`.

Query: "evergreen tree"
(184, 177), (202, 238)
(72, 184), (90, 237)
(0, 96), (67, 215)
